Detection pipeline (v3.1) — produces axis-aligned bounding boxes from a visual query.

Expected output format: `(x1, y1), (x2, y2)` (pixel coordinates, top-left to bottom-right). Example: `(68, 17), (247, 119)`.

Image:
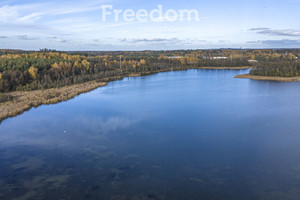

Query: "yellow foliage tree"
(250, 55), (256, 60)
(64, 61), (70, 69)
(51, 63), (59, 68)
(0, 73), (2, 80)
(180, 58), (187, 65)
(288, 53), (295, 59)
(61, 54), (68, 60)
(140, 59), (146, 65)
(73, 61), (80, 68)
(81, 59), (90, 70)
(28, 66), (38, 79)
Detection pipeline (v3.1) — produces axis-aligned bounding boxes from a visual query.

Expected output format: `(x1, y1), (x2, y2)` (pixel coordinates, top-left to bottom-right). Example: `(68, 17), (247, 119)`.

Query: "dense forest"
(0, 49), (299, 93)
(250, 61), (300, 77)
(245, 49), (300, 77)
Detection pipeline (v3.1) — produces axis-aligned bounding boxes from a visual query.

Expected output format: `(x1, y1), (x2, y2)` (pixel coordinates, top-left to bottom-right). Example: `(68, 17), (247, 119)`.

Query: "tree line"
(250, 61), (300, 77)
(1, 49), (299, 93)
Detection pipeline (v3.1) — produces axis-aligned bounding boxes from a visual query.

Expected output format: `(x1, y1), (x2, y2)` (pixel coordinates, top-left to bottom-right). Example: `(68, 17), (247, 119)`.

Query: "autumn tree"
(51, 63), (59, 68)
(82, 60), (90, 70)
(250, 55), (256, 60)
(140, 59), (146, 65)
(28, 66), (38, 80)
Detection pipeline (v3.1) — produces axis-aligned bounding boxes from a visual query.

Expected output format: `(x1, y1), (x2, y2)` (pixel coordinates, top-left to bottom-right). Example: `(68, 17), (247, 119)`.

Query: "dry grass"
(127, 73), (142, 77)
(0, 81), (107, 123)
(235, 74), (300, 82)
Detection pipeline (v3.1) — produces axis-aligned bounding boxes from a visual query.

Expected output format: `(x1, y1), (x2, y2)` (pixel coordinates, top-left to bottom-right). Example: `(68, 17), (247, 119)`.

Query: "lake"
(1, 69), (300, 200)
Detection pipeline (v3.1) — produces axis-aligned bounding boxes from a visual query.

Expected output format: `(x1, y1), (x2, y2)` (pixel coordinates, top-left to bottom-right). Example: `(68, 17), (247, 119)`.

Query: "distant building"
(248, 59), (258, 63)
(202, 56), (228, 60)
(212, 57), (228, 60)
(168, 56), (183, 59)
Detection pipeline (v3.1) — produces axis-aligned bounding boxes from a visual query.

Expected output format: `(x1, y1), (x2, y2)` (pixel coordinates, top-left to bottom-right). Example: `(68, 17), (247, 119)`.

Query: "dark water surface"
(1, 69), (300, 200)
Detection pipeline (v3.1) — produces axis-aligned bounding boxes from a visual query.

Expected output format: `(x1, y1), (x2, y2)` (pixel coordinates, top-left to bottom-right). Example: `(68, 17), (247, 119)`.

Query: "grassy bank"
(0, 71), (155, 123)
(0, 81), (107, 123)
(235, 74), (300, 82)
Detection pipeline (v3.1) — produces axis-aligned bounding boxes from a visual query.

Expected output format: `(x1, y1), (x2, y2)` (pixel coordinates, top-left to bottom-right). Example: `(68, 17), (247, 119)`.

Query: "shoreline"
(199, 66), (252, 70)
(235, 74), (300, 82)
(0, 67), (252, 123)
(0, 81), (108, 123)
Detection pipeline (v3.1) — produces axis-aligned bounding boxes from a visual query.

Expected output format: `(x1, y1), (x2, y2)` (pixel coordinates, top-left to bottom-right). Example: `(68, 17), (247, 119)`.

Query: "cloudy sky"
(0, 0), (300, 50)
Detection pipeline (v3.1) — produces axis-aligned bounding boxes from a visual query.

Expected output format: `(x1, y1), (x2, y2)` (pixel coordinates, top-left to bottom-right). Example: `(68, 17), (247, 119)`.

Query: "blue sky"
(0, 0), (300, 50)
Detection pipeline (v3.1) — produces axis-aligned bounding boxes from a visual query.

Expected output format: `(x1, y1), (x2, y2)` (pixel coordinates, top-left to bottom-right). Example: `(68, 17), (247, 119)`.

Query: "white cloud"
(0, 5), (19, 23)
(17, 35), (39, 40)
(18, 12), (44, 22)
(250, 27), (300, 37)
(0, 0), (108, 24)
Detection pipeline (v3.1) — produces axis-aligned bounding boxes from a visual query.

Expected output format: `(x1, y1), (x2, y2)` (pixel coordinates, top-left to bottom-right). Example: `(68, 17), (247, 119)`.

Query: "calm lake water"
(1, 69), (300, 200)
